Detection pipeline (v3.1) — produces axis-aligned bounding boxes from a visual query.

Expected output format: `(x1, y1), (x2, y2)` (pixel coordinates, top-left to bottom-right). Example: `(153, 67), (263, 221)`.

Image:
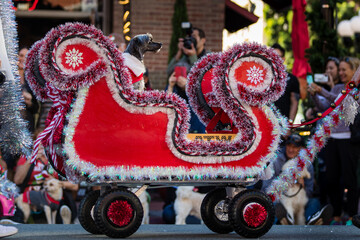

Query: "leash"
(283, 185), (303, 198)
(290, 82), (358, 129)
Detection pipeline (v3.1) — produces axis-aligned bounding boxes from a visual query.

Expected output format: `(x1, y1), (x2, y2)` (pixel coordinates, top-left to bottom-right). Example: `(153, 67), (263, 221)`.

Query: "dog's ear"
(146, 33), (153, 42)
(134, 37), (141, 44)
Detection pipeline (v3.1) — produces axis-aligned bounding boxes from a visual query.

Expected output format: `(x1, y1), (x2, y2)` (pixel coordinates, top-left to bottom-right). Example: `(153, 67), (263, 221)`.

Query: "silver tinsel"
(0, 0), (32, 157)
(0, 171), (18, 199)
(342, 90), (360, 126)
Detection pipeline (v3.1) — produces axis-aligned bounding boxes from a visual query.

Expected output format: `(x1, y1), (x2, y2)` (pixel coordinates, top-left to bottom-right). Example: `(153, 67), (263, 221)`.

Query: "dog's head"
(124, 33), (162, 62)
(43, 178), (62, 194)
(282, 160), (311, 180)
(176, 186), (197, 199)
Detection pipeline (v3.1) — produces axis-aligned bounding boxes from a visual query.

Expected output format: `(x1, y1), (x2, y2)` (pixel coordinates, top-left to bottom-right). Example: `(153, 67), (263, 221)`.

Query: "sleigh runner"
(25, 23), (360, 238)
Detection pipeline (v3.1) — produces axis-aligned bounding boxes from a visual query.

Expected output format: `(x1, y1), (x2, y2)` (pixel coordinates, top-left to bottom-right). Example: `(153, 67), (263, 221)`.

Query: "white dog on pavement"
(174, 186), (205, 225)
(280, 160), (311, 225)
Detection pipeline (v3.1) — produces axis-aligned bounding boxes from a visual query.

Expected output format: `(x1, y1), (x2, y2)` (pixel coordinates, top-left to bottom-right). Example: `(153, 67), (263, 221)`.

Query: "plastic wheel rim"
(107, 200), (133, 227)
(242, 202), (267, 228)
(214, 200), (229, 221)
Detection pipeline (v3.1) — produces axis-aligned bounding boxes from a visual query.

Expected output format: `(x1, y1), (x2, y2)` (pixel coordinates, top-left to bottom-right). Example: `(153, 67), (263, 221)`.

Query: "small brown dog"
(16, 178), (63, 224)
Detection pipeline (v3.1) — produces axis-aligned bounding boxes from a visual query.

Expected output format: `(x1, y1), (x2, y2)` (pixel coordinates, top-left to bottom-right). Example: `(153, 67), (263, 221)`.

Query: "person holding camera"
(306, 57), (340, 121)
(166, 26), (208, 134)
(308, 57), (340, 95)
(309, 57), (360, 225)
(167, 26), (208, 76)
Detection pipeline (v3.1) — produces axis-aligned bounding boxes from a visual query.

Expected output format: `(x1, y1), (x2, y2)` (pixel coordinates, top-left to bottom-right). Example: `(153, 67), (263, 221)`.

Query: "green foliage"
(263, 4), (294, 70)
(168, 0), (189, 63)
(305, 0), (347, 74)
(264, 0), (357, 72)
(337, 1), (356, 20)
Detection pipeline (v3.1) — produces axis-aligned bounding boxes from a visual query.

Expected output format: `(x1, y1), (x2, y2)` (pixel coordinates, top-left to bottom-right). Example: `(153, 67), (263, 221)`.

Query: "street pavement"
(6, 224), (360, 240)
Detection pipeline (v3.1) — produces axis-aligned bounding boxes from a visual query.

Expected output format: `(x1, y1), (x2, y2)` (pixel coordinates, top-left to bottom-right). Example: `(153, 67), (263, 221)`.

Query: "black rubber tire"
(94, 189), (143, 238)
(78, 190), (102, 234)
(200, 188), (233, 234)
(229, 189), (274, 238)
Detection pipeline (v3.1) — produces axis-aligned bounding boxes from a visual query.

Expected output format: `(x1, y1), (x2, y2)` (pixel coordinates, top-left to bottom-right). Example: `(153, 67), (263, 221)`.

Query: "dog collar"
(45, 192), (60, 205)
(123, 53), (145, 78)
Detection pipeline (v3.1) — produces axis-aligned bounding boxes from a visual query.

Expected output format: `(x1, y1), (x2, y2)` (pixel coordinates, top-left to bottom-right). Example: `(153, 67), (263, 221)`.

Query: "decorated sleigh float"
(25, 23), (360, 238)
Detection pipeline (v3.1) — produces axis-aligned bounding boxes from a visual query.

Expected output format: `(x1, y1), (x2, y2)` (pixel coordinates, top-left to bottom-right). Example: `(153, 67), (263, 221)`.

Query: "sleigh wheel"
(201, 188), (233, 234)
(229, 189), (274, 238)
(94, 189), (143, 238)
(78, 190), (102, 234)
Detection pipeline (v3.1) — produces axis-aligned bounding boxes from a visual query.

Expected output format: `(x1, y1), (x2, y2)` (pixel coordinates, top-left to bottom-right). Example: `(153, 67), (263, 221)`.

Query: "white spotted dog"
(174, 186), (205, 225)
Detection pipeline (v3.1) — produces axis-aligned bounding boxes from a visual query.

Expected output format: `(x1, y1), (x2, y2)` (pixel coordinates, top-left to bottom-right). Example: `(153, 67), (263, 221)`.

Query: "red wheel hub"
(243, 202), (267, 227)
(107, 200), (133, 226)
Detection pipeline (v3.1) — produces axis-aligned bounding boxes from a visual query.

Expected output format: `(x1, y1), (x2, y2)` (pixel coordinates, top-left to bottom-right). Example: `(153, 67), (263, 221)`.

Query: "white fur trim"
(122, 52), (145, 77)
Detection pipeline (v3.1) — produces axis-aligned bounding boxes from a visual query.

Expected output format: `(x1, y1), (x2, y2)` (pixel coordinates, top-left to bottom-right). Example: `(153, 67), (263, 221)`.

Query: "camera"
(314, 73), (328, 83)
(181, 22), (197, 50)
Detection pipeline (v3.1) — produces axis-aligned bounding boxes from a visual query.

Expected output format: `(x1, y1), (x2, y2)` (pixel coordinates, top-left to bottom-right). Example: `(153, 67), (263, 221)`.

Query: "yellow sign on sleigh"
(186, 133), (236, 142)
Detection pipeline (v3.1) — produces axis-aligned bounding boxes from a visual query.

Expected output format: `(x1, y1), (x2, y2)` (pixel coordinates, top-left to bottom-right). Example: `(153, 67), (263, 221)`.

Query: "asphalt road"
(6, 224), (360, 240)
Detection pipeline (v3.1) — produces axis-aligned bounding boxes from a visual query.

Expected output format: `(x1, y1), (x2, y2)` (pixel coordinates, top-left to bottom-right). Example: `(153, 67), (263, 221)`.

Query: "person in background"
(325, 56), (341, 86)
(272, 43), (300, 123)
(262, 134), (332, 225)
(167, 27), (208, 77)
(166, 27), (209, 133)
(18, 47), (39, 133)
(309, 57), (360, 225)
(305, 57), (340, 206)
(166, 71), (205, 133)
(306, 56), (340, 120)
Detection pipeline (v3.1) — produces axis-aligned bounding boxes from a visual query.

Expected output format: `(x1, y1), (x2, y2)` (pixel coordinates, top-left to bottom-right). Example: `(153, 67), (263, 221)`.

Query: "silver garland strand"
(0, 172), (18, 198)
(0, 0), (32, 157)
(342, 90), (359, 126)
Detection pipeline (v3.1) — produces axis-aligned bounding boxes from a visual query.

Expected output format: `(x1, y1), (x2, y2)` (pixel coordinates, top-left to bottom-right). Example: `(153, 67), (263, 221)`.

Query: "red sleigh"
(25, 23), (360, 238)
